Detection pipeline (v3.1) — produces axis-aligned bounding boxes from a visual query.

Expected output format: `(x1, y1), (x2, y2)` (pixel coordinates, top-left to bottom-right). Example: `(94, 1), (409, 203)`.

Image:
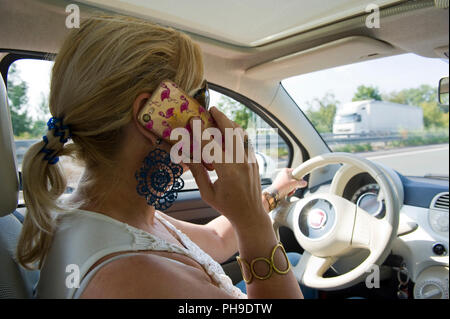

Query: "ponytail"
(16, 14), (204, 269)
(16, 120), (71, 269)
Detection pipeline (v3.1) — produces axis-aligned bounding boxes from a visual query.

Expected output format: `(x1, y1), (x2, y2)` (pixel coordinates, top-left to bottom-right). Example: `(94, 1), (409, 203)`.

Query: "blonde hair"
(17, 15), (204, 269)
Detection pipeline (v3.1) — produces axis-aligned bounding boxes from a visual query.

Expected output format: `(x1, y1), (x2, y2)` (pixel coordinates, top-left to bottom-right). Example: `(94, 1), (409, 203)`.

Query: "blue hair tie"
(39, 135), (60, 165)
(46, 117), (72, 143)
(39, 117), (72, 165)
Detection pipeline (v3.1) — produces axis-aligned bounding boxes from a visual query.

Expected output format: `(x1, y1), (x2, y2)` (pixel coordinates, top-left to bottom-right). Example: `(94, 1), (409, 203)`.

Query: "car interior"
(0, 0), (448, 299)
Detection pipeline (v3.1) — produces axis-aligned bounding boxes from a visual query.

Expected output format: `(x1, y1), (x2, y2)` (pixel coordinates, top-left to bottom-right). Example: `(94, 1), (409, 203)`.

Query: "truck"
(333, 100), (424, 134)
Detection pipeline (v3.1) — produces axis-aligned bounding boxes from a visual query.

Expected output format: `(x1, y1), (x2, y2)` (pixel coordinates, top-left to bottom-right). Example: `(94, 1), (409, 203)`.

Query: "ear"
(132, 92), (158, 144)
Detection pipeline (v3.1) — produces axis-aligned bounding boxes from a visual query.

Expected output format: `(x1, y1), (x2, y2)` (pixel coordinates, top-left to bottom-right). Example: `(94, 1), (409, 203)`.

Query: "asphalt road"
(179, 144), (449, 189)
(359, 143), (449, 177)
(15, 141), (448, 192)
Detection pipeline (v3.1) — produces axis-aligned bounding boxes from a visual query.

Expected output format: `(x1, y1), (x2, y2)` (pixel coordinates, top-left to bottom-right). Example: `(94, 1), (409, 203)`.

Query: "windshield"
(282, 53), (449, 178)
(334, 113), (361, 124)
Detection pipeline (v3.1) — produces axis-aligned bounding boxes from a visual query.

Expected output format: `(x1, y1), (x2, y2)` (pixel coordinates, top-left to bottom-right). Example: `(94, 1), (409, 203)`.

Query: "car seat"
(0, 73), (39, 298)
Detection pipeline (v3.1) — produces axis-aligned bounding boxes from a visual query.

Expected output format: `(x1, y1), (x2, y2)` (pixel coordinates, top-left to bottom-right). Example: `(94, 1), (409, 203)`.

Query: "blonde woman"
(17, 15), (307, 299)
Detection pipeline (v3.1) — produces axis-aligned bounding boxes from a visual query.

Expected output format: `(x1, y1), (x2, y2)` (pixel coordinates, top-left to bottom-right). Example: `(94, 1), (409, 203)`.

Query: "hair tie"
(39, 117), (72, 165)
(46, 117), (72, 143)
(39, 135), (59, 165)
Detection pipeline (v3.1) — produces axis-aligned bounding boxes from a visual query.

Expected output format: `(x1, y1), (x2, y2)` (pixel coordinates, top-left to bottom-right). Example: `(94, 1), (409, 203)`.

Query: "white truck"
(333, 100), (424, 134)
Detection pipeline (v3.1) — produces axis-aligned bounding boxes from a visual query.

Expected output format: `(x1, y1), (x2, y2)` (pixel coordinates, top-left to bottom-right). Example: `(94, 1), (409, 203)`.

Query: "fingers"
(209, 106), (235, 135)
(188, 116), (218, 170)
(297, 179), (308, 188)
(187, 162), (214, 202)
(210, 107), (254, 164)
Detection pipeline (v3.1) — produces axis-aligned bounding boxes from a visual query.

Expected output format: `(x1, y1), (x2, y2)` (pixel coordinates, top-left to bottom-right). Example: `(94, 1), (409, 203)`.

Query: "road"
(359, 143), (449, 177)
(14, 141), (448, 192)
(179, 144), (449, 189)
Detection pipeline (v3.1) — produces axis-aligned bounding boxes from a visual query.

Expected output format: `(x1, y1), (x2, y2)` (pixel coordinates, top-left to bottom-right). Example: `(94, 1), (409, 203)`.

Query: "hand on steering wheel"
(270, 153), (400, 290)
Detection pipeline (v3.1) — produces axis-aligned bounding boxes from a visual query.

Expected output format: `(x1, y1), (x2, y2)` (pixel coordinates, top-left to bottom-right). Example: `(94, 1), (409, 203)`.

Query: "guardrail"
(321, 131), (449, 145)
(13, 130), (449, 165)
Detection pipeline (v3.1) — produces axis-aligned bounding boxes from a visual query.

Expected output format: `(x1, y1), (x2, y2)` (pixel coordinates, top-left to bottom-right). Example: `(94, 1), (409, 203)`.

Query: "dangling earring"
(135, 138), (184, 211)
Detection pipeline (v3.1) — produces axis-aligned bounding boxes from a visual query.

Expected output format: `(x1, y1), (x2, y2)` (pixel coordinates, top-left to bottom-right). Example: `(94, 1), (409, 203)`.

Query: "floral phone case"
(138, 80), (215, 144)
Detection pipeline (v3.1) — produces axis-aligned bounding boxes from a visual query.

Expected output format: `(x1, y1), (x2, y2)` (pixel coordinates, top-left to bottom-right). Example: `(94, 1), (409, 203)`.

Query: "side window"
(181, 89), (291, 190)
(6, 59), (290, 195)
(7, 58), (83, 200)
(212, 89), (290, 182)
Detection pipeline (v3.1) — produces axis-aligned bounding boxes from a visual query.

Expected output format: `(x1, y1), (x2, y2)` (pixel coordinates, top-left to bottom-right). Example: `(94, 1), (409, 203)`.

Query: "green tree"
(30, 92), (51, 137)
(383, 84), (437, 106)
(306, 92), (338, 133)
(384, 84), (448, 129)
(6, 64), (33, 136)
(216, 95), (252, 129)
(352, 85), (382, 101)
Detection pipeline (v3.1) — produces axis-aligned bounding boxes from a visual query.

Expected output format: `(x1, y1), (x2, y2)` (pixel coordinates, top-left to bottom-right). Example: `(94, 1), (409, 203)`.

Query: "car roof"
(75, 0), (404, 47)
(1, 0), (448, 106)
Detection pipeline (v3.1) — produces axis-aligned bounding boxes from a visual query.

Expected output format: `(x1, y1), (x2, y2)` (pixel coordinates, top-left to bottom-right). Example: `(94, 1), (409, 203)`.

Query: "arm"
(160, 213), (237, 264)
(185, 107), (303, 299)
(162, 168), (307, 263)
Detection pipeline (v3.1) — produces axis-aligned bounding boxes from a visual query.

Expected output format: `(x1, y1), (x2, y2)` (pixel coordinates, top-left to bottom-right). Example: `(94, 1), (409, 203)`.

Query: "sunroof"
(78, 0), (404, 47)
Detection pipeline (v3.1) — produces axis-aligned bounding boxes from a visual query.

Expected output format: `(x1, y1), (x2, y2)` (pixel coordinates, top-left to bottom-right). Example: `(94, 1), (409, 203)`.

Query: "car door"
(1, 52), (300, 281)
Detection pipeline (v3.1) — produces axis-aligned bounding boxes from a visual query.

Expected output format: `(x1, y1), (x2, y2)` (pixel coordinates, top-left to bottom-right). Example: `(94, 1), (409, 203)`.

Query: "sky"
(13, 52), (450, 119)
(282, 53), (449, 110)
(13, 59), (53, 120)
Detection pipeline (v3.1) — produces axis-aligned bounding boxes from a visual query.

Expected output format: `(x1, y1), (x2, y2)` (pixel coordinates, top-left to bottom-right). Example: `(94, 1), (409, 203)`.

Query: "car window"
(7, 58), (290, 197)
(183, 89), (291, 189)
(7, 58), (84, 200)
(282, 53), (449, 178)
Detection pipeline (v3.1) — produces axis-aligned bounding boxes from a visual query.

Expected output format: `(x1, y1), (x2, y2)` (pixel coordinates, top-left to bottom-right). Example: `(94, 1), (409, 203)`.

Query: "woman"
(17, 15), (306, 299)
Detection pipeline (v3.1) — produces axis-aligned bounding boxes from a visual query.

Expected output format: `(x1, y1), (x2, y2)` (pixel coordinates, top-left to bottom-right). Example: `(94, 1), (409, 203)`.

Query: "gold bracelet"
(262, 189), (279, 211)
(236, 243), (291, 284)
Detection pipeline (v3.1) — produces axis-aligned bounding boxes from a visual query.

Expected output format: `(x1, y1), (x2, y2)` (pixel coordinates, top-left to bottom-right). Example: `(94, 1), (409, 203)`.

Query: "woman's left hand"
(268, 168), (308, 198)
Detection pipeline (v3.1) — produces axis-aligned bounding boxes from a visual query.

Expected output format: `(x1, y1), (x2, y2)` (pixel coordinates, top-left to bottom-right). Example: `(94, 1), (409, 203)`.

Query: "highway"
(179, 143), (449, 189)
(359, 143), (449, 177)
(14, 140), (449, 192)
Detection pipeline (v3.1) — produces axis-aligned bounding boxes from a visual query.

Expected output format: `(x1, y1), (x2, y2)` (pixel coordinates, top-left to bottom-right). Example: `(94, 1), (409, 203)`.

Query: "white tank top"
(36, 209), (246, 299)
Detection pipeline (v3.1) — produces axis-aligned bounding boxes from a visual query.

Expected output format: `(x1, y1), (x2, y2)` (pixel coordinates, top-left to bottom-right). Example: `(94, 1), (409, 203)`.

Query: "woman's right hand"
(186, 106), (269, 229)
(186, 107), (303, 299)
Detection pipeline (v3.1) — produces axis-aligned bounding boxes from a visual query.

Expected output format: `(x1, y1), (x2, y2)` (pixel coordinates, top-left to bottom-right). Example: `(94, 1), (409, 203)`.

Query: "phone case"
(138, 80), (215, 144)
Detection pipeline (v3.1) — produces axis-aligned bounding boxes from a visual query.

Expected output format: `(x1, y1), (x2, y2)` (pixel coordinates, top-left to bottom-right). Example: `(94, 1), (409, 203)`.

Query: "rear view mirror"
(438, 77), (449, 107)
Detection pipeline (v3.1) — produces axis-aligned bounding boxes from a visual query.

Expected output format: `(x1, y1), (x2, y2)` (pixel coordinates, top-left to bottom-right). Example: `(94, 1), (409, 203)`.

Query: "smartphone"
(138, 79), (215, 144)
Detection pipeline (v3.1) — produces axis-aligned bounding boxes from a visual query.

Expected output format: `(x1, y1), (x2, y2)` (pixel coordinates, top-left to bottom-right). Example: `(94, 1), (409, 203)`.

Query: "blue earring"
(135, 138), (184, 211)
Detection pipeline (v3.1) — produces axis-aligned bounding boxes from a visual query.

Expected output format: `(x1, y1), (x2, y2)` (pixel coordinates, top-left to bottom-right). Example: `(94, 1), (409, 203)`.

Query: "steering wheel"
(270, 152), (399, 290)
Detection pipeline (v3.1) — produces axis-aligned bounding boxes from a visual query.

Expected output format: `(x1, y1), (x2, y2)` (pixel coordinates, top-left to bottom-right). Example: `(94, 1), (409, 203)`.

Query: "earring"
(135, 138), (184, 211)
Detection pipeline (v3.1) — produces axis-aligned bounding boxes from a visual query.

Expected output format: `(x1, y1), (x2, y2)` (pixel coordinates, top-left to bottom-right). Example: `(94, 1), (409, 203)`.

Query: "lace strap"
(124, 223), (187, 255)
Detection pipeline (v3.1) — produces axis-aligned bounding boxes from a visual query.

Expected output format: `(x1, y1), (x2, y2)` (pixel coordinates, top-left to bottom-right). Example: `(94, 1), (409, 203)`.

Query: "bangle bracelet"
(236, 242), (291, 284)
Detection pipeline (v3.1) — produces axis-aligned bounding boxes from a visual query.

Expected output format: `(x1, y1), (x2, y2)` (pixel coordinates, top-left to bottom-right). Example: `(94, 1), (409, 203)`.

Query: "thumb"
(295, 179), (308, 188)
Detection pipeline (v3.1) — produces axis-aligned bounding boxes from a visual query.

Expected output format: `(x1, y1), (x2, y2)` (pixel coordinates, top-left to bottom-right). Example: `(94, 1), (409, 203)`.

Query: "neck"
(71, 161), (157, 231)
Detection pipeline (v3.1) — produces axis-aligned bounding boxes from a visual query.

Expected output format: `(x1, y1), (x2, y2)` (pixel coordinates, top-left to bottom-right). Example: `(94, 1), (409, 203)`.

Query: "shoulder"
(79, 252), (232, 299)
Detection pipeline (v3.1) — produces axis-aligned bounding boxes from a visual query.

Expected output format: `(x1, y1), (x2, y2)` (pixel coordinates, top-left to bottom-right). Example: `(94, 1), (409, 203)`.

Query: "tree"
(384, 85), (448, 129)
(383, 84), (437, 106)
(6, 64), (33, 136)
(352, 85), (382, 101)
(216, 95), (253, 129)
(305, 92), (338, 133)
(30, 92), (51, 137)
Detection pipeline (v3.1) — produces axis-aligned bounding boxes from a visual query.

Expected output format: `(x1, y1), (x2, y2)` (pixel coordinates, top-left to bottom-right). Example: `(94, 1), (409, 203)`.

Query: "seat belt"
(12, 210), (24, 224)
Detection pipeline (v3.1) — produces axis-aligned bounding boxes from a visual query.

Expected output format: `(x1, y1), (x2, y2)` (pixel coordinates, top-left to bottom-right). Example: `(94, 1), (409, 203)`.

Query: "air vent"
(431, 193), (449, 211)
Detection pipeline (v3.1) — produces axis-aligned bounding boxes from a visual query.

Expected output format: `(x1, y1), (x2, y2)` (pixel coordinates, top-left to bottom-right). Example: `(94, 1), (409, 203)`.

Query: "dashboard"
(342, 173), (384, 218)
(303, 162), (449, 299)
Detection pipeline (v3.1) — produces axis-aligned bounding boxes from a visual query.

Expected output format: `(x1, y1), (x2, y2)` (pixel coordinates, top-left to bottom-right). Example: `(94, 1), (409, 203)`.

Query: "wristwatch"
(262, 187), (280, 211)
